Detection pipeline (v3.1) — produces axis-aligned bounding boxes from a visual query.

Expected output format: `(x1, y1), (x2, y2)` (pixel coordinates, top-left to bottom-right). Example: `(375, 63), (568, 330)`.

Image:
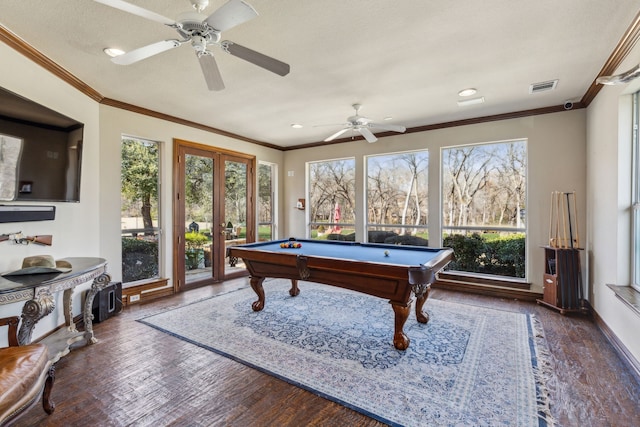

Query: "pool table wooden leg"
(391, 302), (411, 350)
(414, 284), (431, 324)
(249, 276), (266, 311)
(289, 279), (300, 297)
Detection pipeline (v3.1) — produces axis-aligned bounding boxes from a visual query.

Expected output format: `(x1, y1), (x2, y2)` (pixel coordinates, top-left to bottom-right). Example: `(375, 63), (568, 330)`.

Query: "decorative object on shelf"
(296, 198), (305, 210)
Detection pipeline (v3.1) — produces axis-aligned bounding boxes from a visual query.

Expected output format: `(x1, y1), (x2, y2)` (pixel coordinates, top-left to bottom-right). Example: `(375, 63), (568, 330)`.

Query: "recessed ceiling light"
(458, 88), (477, 97)
(291, 123), (303, 129)
(103, 48), (125, 57)
(457, 96), (485, 107)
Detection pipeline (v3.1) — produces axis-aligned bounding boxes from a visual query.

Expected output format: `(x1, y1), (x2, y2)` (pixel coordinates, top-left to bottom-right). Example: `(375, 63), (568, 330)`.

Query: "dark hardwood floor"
(13, 278), (640, 427)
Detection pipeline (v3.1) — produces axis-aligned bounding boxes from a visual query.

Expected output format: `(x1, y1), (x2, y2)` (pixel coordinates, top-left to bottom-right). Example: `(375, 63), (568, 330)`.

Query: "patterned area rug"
(140, 280), (554, 426)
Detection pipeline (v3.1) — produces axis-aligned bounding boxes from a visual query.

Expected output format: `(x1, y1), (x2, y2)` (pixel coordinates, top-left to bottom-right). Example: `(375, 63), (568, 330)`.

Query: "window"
(308, 158), (356, 240)
(632, 92), (640, 292)
(441, 140), (527, 279)
(121, 137), (161, 285)
(258, 161), (276, 241)
(366, 150), (429, 245)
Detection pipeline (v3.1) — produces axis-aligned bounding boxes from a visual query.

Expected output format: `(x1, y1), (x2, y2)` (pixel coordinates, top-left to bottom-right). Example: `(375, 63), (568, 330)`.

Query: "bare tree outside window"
(366, 151), (429, 245)
(308, 158), (355, 240)
(442, 140), (527, 278)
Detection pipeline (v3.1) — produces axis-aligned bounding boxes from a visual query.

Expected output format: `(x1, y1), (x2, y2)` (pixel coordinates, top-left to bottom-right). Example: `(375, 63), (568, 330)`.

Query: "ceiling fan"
(94, 0), (290, 91)
(319, 104), (406, 143)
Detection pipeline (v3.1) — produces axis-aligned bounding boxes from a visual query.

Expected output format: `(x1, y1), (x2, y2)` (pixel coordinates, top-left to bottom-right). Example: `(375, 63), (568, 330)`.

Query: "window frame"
(440, 139), (528, 281)
(120, 136), (163, 286)
(631, 91), (640, 292)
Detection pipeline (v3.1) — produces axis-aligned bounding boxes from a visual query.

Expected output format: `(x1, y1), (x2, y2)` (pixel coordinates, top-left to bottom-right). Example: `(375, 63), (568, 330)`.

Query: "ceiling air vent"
(529, 79), (558, 94)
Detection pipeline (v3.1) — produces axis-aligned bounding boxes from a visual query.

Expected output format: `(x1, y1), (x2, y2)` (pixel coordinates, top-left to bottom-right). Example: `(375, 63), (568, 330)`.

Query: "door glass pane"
(258, 162), (275, 241)
(121, 137), (161, 284)
(184, 153), (214, 285)
(224, 160), (247, 275)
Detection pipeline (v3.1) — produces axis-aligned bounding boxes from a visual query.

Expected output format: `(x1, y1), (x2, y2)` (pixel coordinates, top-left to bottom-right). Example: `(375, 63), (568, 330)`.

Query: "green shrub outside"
(185, 231), (209, 270)
(122, 237), (159, 283)
(443, 233), (525, 278)
(185, 231), (209, 249)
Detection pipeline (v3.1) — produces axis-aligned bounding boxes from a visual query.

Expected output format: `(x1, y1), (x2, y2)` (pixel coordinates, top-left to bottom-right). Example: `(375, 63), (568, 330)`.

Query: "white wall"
(0, 42), (285, 346)
(586, 42), (640, 362)
(283, 110), (587, 294)
(0, 43), (101, 344)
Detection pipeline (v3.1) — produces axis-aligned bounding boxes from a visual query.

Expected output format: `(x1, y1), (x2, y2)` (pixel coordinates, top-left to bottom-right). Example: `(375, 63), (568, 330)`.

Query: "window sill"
(607, 284), (640, 317)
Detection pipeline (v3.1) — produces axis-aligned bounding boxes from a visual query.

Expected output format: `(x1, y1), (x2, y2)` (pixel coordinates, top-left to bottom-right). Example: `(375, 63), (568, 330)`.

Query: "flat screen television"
(0, 87), (84, 202)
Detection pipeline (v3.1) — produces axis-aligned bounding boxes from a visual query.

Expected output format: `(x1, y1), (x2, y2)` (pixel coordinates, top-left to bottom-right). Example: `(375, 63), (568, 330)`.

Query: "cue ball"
(384, 250), (389, 257)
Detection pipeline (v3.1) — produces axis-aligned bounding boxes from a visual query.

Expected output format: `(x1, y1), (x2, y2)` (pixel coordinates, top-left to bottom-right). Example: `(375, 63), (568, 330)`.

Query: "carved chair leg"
(42, 364), (56, 414)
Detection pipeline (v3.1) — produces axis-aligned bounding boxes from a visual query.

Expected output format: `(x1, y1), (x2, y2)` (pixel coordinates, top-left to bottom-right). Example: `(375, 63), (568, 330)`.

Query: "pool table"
(227, 238), (453, 350)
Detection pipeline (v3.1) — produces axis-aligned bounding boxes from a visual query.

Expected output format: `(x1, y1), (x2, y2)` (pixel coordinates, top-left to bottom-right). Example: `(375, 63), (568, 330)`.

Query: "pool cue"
(566, 192), (576, 308)
(549, 192), (554, 246)
(561, 192), (568, 248)
(556, 191), (561, 247)
(559, 193), (570, 307)
(571, 191), (583, 305)
(572, 191), (580, 248)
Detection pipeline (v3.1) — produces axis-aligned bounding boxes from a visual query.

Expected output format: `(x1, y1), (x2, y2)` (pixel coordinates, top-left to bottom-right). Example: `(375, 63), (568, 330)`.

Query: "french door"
(173, 139), (255, 291)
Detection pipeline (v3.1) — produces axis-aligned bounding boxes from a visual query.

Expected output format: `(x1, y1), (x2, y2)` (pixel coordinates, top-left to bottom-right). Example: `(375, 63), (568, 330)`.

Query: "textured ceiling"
(1, 0), (639, 148)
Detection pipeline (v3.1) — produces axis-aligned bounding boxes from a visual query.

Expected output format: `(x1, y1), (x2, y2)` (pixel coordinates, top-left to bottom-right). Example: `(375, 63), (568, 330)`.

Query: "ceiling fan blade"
(325, 128), (350, 142)
(198, 53), (225, 91)
(222, 41), (290, 76)
(204, 0), (258, 32)
(93, 0), (176, 26)
(359, 127), (378, 143)
(111, 40), (182, 65)
(596, 64), (640, 85)
(368, 122), (406, 133)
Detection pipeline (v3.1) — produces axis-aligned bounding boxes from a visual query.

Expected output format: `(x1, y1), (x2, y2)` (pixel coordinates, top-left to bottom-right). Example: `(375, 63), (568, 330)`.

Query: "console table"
(0, 257), (111, 362)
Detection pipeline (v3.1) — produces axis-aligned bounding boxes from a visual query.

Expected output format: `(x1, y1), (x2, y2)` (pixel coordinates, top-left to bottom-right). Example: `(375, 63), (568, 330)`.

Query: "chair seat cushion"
(0, 343), (48, 415)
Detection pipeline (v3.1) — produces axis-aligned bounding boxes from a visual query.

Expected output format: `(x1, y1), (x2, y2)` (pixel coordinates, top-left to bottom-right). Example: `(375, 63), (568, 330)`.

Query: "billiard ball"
(384, 250), (390, 257)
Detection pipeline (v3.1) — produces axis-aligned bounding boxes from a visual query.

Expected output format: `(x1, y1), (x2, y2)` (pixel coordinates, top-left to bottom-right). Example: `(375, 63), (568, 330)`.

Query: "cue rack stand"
(537, 191), (587, 314)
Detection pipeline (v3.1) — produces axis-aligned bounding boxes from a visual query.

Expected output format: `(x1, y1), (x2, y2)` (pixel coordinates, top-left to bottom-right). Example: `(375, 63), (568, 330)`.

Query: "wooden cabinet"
(537, 246), (585, 314)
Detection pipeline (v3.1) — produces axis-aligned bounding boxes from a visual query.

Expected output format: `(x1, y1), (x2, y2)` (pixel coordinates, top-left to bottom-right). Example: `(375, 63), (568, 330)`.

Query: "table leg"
(412, 283), (431, 324)
(18, 289), (55, 345)
(289, 279), (300, 297)
(250, 276), (266, 311)
(63, 288), (77, 332)
(391, 301), (411, 350)
(82, 272), (112, 344)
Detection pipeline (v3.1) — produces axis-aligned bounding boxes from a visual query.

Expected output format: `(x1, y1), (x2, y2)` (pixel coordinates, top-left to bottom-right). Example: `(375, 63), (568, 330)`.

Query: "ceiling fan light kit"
(94, 0), (290, 91)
